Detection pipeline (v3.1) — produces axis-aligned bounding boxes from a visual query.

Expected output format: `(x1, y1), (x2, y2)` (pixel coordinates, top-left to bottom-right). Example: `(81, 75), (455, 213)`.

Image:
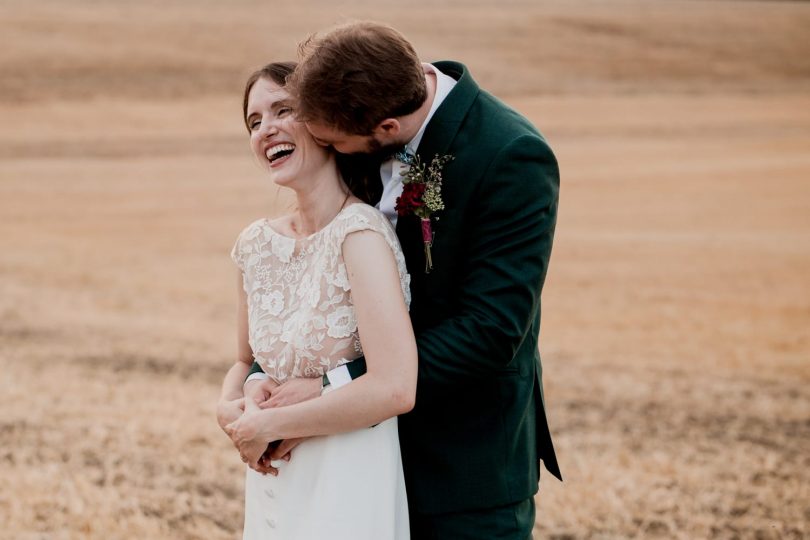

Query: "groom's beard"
(356, 137), (404, 161)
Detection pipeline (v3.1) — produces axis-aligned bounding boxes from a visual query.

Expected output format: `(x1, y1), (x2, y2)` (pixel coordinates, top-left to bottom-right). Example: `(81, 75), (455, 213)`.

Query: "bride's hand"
(259, 377), (322, 408)
(225, 409), (279, 468)
(245, 378), (279, 410)
(266, 437), (306, 462)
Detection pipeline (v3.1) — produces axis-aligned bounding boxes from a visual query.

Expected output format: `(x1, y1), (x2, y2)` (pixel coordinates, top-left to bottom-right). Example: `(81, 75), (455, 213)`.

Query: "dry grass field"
(1, 0), (809, 538)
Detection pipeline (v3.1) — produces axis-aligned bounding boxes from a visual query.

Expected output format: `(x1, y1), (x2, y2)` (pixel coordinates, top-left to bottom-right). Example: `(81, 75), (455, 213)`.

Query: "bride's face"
(245, 77), (332, 188)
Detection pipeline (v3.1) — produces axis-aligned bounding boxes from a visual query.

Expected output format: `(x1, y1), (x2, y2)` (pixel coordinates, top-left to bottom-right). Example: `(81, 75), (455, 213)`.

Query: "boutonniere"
(395, 152), (454, 273)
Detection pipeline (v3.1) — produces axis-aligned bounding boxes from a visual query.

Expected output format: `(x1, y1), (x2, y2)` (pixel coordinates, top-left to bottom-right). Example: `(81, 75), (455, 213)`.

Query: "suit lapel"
(411, 61), (479, 167)
(395, 61), (480, 245)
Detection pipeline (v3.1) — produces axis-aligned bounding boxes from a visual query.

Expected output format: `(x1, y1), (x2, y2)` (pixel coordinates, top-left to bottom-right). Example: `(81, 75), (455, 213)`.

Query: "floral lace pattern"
(231, 203), (411, 383)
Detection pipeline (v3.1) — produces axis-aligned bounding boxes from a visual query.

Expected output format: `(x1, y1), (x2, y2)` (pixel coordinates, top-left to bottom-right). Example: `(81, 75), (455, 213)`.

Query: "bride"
(216, 62), (415, 540)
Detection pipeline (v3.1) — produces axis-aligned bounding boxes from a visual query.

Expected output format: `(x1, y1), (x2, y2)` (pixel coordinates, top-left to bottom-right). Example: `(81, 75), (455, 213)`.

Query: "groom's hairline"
(287, 21), (427, 136)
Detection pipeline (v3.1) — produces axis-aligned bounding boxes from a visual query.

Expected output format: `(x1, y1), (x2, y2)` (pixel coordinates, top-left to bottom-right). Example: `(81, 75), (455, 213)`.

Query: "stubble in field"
(1, 1), (809, 538)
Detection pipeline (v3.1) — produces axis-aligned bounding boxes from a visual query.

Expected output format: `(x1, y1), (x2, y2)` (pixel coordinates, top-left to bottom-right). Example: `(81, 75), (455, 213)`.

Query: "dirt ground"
(1, 0), (808, 538)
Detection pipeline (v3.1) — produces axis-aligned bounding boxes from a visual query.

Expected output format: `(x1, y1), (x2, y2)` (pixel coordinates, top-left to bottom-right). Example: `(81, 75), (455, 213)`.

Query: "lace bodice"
(231, 203), (410, 383)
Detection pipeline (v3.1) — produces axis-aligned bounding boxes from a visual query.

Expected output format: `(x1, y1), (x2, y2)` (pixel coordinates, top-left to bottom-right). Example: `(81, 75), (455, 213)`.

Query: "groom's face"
(306, 122), (390, 156)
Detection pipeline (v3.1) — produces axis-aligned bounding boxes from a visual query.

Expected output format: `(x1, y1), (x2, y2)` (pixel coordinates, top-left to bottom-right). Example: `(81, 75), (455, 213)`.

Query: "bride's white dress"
(230, 203), (411, 540)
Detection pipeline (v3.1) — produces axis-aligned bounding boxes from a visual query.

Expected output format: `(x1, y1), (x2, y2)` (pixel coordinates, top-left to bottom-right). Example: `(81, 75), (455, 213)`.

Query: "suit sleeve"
(246, 361), (264, 380)
(415, 134), (559, 385)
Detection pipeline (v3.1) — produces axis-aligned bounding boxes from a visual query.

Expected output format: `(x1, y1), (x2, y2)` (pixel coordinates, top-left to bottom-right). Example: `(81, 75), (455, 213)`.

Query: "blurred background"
(1, 0), (808, 538)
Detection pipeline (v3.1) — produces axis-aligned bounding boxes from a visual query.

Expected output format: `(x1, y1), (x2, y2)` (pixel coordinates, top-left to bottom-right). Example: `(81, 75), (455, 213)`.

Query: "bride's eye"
(249, 117), (261, 131)
(278, 107), (293, 117)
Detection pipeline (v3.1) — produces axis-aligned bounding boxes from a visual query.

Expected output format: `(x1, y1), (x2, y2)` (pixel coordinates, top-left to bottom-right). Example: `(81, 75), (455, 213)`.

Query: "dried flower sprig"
(395, 153), (454, 273)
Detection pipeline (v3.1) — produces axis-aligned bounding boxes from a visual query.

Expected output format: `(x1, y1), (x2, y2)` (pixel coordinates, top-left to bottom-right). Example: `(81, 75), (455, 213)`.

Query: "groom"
(252, 22), (560, 538)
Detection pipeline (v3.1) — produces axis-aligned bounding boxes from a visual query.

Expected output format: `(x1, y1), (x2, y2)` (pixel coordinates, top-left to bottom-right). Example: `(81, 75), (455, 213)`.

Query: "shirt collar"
(402, 63), (458, 158)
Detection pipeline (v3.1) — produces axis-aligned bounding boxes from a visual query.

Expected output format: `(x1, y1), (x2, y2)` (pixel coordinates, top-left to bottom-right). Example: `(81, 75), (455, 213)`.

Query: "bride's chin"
(270, 179), (294, 190)
(269, 174), (298, 190)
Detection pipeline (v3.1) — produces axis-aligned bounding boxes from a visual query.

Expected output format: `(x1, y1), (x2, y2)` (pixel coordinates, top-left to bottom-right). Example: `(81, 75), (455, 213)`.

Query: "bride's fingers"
(257, 398), (273, 409)
(269, 438), (301, 461)
(255, 456), (279, 476)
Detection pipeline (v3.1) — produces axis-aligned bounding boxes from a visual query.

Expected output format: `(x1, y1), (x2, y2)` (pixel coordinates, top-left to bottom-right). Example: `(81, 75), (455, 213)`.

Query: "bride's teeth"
(266, 143), (296, 160)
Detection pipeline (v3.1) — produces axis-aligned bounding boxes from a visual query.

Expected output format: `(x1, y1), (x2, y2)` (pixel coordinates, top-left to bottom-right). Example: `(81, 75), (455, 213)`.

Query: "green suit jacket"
(394, 61), (561, 515)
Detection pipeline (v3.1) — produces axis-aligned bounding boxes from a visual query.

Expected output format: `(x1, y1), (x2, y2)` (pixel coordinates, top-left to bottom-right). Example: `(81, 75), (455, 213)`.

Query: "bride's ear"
(373, 119), (401, 139)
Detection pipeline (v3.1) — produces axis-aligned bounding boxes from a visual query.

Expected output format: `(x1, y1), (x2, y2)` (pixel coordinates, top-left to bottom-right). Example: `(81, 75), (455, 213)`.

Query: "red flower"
(395, 182), (426, 217)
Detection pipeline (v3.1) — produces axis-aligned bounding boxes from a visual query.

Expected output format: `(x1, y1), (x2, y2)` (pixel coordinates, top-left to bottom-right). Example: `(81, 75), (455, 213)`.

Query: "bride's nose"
(259, 117), (280, 139)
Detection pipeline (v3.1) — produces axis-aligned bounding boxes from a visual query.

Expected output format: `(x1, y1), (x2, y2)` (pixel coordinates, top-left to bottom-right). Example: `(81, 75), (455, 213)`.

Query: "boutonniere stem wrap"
(395, 152), (454, 273)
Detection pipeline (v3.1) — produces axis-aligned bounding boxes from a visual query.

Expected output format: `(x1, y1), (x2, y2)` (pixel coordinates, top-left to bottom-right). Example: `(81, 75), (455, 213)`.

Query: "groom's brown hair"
(288, 21), (427, 135)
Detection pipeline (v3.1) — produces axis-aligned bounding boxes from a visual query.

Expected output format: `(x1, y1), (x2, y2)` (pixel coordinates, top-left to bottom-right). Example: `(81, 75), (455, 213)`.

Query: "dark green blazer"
(394, 61), (561, 515)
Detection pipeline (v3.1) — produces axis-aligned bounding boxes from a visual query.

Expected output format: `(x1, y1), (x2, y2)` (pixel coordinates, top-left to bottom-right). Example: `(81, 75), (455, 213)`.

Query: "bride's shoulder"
(265, 214), (295, 236)
(233, 216), (282, 253)
(333, 203), (401, 259)
(235, 217), (268, 240)
(231, 218), (272, 270)
(338, 202), (392, 230)
(236, 214), (293, 240)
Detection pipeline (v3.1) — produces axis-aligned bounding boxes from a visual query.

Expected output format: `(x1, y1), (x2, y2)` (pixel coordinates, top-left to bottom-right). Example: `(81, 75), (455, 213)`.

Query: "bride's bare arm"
(216, 271), (265, 431)
(226, 230), (417, 465)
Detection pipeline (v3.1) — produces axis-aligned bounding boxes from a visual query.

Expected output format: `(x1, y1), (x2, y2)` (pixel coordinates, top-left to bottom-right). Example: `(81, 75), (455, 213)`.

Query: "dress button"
(266, 518), (276, 529)
(264, 488), (275, 498)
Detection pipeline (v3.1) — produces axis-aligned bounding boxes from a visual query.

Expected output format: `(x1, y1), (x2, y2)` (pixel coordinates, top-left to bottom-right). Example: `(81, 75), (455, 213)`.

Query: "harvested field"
(1, 0), (809, 538)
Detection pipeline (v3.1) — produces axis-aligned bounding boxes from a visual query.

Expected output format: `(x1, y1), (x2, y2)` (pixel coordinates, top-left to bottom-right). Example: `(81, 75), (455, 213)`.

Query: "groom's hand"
(259, 377), (322, 409)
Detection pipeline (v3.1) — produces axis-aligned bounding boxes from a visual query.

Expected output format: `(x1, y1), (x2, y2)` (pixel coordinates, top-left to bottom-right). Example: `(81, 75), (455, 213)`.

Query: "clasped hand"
(222, 377), (321, 474)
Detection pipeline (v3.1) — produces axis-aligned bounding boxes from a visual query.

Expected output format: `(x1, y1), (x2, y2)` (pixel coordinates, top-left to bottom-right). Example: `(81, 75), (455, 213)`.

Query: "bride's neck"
(292, 165), (349, 236)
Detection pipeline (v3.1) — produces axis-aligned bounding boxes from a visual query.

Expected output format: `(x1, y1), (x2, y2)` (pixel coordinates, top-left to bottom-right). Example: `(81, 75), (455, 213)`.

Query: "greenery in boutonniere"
(395, 153), (454, 273)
